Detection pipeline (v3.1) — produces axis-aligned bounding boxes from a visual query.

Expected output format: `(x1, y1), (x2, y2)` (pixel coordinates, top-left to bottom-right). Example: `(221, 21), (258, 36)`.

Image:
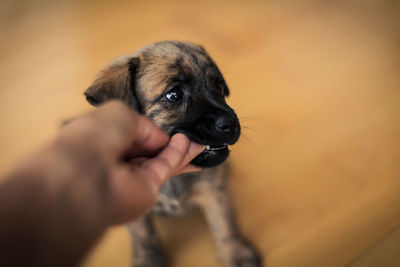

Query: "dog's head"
(85, 41), (240, 167)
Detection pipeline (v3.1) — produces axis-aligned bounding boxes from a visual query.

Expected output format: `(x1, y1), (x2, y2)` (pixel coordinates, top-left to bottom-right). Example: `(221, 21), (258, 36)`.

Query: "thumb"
(138, 134), (204, 190)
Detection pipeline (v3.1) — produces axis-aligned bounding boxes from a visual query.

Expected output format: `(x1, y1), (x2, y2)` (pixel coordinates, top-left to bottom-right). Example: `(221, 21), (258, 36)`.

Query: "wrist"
(0, 139), (111, 266)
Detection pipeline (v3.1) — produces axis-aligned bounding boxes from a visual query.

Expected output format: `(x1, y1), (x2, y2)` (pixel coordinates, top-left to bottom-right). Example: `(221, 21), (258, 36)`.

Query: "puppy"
(85, 41), (262, 267)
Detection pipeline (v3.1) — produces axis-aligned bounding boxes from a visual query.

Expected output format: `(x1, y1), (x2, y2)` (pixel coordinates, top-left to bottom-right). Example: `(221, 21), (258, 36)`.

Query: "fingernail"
(188, 142), (206, 156)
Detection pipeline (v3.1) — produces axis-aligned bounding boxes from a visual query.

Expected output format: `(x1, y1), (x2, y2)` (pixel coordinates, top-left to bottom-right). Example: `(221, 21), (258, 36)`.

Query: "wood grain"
(1, 1), (399, 266)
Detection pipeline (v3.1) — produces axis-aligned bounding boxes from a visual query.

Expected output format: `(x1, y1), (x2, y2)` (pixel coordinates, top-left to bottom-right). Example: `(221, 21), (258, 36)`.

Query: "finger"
(126, 115), (169, 157)
(89, 101), (170, 157)
(171, 164), (202, 176)
(108, 166), (157, 224)
(128, 157), (149, 166)
(103, 101), (169, 152)
(127, 137), (205, 170)
(139, 134), (191, 188)
(176, 141), (205, 170)
(181, 164), (202, 173)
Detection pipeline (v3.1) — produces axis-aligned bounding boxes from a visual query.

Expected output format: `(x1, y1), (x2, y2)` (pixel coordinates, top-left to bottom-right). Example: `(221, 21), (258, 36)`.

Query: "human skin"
(0, 101), (204, 267)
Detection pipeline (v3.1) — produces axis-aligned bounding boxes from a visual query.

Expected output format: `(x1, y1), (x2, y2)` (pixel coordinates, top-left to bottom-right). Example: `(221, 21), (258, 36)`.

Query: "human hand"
(0, 101), (205, 267)
(54, 101), (205, 224)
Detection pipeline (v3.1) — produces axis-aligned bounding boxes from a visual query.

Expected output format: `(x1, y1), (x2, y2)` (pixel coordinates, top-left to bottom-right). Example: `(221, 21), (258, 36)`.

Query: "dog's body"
(85, 41), (261, 267)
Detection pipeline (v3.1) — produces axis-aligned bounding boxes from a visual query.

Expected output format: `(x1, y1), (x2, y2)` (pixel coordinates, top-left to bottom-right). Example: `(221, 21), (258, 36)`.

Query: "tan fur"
(86, 56), (137, 108)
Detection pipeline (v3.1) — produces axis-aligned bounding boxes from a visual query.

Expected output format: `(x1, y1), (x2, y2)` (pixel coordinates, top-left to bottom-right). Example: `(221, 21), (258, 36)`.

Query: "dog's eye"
(165, 87), (184, 102)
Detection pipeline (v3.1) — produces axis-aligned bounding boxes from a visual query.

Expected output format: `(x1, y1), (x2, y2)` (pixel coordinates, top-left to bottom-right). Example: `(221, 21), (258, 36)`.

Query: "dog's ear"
(84, 57), (140, 111)
(195, 44), (230, 97)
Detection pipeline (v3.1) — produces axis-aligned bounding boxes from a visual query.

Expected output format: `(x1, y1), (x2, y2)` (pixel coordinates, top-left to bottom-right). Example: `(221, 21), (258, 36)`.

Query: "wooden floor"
(1, 1), (400, 266)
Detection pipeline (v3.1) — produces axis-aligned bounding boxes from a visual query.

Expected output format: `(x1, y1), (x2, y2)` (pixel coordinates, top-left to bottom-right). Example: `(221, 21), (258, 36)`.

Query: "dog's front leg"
(196, 185), (262, 267)
(127, 214), (168, 267)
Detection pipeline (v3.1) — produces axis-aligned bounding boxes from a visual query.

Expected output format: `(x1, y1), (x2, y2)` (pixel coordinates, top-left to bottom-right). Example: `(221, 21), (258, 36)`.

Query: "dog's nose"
(215, 116), (236, 134)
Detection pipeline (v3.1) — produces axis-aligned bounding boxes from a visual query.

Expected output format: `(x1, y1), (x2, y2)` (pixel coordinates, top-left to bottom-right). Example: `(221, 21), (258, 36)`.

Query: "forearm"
(0, 141), (110, 267)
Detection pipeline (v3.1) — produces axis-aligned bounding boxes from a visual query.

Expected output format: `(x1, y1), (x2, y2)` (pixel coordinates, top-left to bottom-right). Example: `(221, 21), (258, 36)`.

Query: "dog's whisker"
(238, 116), (256, 122)
(241, 126), (256, 133)
(239, 134), (249, 143)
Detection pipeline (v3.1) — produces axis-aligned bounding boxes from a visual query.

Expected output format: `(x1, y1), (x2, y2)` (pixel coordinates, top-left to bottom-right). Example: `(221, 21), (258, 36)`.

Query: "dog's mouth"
(171, 129), (237, 168)
(190, 143), (230, 168)
(204, 144), (228, 151)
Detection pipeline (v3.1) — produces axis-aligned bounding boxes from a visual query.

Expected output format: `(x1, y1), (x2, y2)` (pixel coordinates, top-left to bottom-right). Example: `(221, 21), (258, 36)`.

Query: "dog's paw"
(222, 238), (263, 267)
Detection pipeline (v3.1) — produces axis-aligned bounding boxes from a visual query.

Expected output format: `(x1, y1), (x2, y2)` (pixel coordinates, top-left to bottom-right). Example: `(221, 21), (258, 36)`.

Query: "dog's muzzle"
(174, 110), (241, 168)
(190, 143), (230, 167)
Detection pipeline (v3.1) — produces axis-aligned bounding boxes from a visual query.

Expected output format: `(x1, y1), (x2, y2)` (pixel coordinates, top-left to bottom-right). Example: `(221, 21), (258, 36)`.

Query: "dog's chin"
(190, 145), (230, 168)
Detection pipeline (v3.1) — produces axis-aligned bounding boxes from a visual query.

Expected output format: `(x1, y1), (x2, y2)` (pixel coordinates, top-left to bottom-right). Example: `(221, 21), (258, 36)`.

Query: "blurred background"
(1, 0), (399, 266)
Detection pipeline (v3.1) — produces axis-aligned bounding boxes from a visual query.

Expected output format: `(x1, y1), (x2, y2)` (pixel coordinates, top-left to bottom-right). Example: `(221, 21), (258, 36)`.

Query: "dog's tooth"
(205, 145), (211, 150)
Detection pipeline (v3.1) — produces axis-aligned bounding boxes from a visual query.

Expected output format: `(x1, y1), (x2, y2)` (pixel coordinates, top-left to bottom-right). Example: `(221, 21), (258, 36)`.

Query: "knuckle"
(168, 144), (185, 160)
(155, 157), (174, 173)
